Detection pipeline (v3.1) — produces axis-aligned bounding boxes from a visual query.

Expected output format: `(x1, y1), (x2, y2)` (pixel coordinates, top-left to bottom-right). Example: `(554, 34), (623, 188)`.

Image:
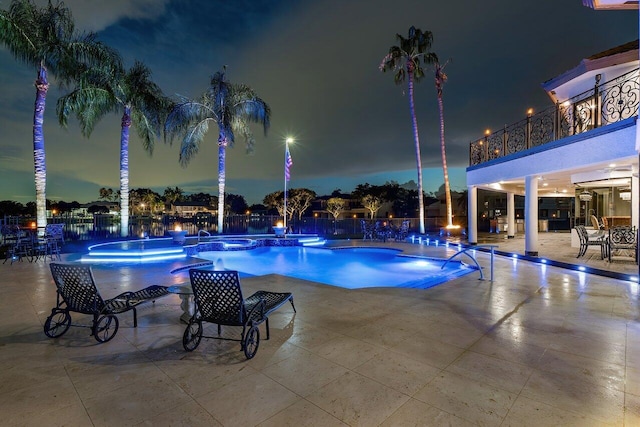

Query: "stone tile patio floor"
(1, 235), (639, 426)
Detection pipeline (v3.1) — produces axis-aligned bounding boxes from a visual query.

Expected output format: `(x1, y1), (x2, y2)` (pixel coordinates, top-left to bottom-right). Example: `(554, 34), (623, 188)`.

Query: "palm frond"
(231, 91), (270, 131)
(131, 108), (155, 154)
(231, 118), (256, 153)
(0, 1), (43, 66)
(179, 117), (211, 166)
(56, 86), (115, 137)
(165, 97), (216, 143)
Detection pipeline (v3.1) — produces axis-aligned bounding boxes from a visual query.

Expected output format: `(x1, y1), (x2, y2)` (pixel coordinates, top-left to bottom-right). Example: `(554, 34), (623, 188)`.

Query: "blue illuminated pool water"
(194, 246), (475, 289)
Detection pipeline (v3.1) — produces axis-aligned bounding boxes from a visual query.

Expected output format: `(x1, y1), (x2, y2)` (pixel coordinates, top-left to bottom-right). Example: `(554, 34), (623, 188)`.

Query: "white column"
(507, 191), (515, 239)
(468, 186), (478, 245)
(525, 176), (539, 256)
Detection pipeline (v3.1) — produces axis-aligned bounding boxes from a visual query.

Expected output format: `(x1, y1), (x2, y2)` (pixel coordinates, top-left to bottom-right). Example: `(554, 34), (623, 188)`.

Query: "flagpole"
(284, 137), (293, 234)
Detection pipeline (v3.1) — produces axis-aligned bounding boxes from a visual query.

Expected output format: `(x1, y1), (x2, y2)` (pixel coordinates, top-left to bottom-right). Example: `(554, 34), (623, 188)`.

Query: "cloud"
(37, 0), (171, 32)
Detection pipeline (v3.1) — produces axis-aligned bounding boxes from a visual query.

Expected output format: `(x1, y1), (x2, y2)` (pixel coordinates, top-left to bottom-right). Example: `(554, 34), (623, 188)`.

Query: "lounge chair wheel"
(93, 314), (119, 343)
(44, 310), (71, 338)
(183, 320), (203, 352)
(243, 325), (260, 359)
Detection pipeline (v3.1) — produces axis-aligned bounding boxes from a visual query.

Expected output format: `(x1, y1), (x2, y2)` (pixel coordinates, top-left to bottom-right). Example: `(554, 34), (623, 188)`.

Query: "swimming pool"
(192, 246), (475, 289)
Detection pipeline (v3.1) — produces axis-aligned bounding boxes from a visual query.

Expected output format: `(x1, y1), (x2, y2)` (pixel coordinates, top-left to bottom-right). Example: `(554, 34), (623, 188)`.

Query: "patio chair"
(606, 225), (637, 263)
(45, 263), (170, 343)
(183, 269), (296, 359)
(575, 225), (606, 258)
(2, 225), (31, 264)
(360, 219), (373, 241)
(42, 223), (64, 260)
(373, 221), (388, 242)
(590, 215), (604, 230)
(395, 220), (410, 242)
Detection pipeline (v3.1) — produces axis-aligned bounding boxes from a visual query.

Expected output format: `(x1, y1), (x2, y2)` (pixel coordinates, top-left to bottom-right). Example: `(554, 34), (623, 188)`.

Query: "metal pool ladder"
(197, 230), (211, 242)
(441, 244), (498, 281)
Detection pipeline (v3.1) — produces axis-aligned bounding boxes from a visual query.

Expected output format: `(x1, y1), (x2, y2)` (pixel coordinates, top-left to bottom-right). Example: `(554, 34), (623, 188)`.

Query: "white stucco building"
(466, 1), (639, 255)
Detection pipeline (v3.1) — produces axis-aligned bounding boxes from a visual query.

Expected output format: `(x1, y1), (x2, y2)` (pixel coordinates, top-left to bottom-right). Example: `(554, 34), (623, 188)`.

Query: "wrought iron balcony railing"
(469, 68), (640, 166)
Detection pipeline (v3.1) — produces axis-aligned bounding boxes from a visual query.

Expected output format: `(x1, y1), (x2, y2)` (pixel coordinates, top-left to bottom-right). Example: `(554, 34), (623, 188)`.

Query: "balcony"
(469, 68), (639, 166)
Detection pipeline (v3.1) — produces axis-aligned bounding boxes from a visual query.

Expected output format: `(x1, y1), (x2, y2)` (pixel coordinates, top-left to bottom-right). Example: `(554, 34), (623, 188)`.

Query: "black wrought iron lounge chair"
(606, 225), (637, 263)
(45, 263), (170, 343)
(183, 269), (296, 359)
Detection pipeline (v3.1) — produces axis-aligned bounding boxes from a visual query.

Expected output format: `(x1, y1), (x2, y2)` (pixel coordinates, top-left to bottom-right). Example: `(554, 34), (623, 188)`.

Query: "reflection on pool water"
(194, 246), (475, 290)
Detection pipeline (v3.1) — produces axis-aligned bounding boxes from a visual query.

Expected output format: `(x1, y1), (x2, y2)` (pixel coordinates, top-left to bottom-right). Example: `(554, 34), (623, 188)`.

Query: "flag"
(285, 149), (293, 181)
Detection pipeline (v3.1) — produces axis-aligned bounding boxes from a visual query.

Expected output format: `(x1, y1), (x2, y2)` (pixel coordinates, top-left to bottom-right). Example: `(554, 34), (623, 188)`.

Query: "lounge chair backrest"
(609, 226), (636, 246)
(189, 269), (246, 326)
(50, 263), (105, 314)
(45, 223), (65, 243)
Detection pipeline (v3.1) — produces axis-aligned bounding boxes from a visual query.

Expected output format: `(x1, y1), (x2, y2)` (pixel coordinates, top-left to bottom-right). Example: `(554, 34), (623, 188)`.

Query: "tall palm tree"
(434, 59), (454, 228)
(0, 0), (114, 229)
(380, 26), (437, 234)
(165, 67), (270, 234)
(57, 60), (170, 237)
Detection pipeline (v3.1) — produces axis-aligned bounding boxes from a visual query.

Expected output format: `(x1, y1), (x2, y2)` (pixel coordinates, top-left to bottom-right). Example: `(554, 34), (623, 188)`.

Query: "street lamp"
(284, 137), (294, 233)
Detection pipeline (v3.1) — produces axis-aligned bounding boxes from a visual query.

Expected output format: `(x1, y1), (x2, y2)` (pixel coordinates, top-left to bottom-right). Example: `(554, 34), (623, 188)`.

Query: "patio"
(1, 238), (639, 426)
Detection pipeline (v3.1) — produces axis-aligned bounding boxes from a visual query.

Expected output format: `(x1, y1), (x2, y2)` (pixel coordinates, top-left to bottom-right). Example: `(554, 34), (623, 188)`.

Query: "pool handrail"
(197, 229), (211, 242)
(441, 244), (498, 281)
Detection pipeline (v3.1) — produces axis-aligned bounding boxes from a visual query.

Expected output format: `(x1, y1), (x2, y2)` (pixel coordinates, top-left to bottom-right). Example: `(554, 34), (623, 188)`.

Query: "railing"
(1, 214), (454, 242)
(441, 244), (497, 281)
(469, 68), (640, 166)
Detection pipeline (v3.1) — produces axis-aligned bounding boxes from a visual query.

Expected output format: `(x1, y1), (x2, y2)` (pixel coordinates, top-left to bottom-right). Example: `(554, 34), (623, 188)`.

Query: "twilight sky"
(0, 0), (637, 205)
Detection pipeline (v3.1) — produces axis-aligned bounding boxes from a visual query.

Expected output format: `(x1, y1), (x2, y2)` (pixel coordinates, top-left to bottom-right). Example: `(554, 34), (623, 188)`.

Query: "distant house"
(74, 201), (120, 216)
(171, 201), (215, 218)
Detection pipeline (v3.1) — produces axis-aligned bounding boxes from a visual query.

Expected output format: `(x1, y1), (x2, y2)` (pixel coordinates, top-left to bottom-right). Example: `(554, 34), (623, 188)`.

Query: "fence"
(1, 214), (452, 242)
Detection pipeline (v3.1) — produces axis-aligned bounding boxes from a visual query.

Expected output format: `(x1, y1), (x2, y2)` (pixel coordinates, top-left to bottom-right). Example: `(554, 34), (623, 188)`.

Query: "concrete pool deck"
(1, 239), (639, 425)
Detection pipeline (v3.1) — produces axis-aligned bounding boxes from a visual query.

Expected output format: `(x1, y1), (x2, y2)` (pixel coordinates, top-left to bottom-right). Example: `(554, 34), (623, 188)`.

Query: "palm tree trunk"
(120, 107), (131, 237)
(33, 64), (49, 229)
(217, 141), (226, 234)
(438, 95), (453, 227)
(407, 72), (425, 234)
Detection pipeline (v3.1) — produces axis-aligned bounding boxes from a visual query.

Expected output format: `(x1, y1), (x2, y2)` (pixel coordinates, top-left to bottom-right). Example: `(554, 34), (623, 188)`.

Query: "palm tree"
(0, 0), (114, 229)
(57, 60), (170, 237)
(434, 59), (454, 228)
(380, 26), (437, 234)
(165, 67), (270, 234)
(163, 186), (184, 208)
